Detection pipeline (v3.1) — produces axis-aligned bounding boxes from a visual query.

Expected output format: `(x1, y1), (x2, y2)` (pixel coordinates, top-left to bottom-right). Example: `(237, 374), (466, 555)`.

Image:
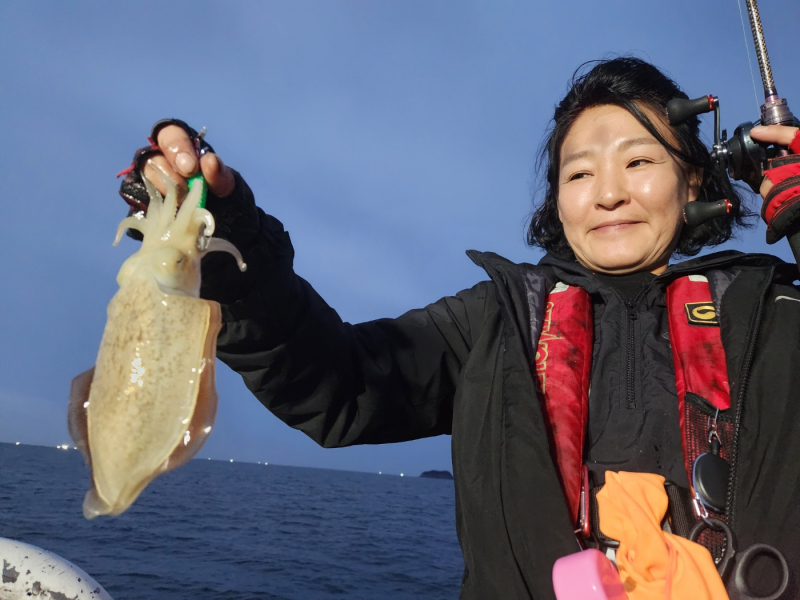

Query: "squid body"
(69, 173), (245, 519)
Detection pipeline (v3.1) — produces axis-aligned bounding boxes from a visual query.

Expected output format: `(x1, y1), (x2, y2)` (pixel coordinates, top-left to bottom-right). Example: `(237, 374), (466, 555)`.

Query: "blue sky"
(1, 1), (798, 476)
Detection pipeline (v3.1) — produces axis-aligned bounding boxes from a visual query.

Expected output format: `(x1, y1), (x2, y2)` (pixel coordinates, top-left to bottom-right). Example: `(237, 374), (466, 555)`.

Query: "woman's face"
(556, 104), (701, 275)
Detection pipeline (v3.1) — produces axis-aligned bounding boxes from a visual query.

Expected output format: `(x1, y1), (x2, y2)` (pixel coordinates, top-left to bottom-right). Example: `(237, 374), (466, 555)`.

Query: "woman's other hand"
(749, 125), (800, 199)
(750, 124), (800, 243)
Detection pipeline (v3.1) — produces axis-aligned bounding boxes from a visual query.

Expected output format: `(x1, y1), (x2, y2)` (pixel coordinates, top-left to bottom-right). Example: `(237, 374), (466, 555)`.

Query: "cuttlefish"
(69, 170), (245, 519)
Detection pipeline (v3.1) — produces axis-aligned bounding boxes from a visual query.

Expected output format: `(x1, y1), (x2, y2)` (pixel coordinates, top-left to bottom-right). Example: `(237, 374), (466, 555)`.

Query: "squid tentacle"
(142, 161), (179, 235)
(158, 171), (179, 234)
(113, 216), (148, 246)
(140, 170), (163, 224)
(192, 209), (216, 246)
(174, 179), (205, 235)
(199, 210), (215, 237)
(204, 238), (247, 272)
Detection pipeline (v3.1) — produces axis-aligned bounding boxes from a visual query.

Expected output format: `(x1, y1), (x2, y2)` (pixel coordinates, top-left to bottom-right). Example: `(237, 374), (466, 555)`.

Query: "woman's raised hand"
(143, 123), (236, 200)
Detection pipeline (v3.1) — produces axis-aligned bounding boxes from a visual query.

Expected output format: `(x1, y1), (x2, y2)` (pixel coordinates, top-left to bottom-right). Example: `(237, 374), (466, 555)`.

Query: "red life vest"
(533, 276), (731, 525)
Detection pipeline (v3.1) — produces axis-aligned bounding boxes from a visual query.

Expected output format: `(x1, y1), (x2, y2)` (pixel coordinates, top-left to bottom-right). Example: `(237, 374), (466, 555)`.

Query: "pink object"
(552, 548), (628, 600)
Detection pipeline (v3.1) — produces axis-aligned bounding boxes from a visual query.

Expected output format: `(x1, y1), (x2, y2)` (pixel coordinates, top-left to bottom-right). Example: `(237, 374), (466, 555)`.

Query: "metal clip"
(577, 465), (591, 538)
(707, 408), (721, 444)
(194, 206), (215, 252)
(692, 488), (711, 525)
(196, 231), (210, 251)
(195, 126), (212, 157)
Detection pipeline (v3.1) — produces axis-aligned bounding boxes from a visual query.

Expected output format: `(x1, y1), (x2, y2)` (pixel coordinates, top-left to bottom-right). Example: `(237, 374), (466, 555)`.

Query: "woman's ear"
(686, 167), (704, 203)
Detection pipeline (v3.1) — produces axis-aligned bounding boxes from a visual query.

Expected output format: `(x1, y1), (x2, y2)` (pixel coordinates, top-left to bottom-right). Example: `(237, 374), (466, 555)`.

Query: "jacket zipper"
(725, 268), (774, 528)
(625, 293), (645, 410)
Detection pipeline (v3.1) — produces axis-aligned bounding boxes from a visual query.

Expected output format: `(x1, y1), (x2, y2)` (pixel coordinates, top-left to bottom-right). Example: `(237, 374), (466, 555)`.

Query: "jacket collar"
(538, 249), (786, 282)
(469, 249), (788, 299)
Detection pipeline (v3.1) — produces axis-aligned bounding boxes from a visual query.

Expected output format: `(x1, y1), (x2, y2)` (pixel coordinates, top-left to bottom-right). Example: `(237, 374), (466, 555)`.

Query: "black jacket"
(204, 177), (800, 598)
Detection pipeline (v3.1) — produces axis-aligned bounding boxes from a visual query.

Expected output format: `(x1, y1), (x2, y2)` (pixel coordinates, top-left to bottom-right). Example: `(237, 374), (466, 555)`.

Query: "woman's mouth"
(591, 220), (640, 233)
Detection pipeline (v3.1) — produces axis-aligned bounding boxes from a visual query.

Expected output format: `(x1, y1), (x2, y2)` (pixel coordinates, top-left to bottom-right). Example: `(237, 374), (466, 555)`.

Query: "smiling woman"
(556, 104), (700, 274)
(529, 58), (752, 268)
(115, 56), (800, 598)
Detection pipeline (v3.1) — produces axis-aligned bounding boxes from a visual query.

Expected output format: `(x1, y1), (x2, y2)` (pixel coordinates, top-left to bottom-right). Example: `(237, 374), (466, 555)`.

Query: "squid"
(68, 169), (246, 519)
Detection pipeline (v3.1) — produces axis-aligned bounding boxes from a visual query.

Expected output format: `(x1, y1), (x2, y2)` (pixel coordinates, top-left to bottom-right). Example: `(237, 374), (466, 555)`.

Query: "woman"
(120, 57), (800, 598)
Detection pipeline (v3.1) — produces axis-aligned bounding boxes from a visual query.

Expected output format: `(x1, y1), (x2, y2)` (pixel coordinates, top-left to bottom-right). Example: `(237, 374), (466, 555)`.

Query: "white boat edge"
(0, 537), (113, 600)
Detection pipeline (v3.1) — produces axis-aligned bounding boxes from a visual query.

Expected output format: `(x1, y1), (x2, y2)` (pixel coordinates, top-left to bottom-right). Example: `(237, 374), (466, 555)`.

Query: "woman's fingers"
(156, 125), (198, 177)
(200, 152), (236, 198)
(153, 123), (235, 198)
(750, 125), (799, 147)
(749, 125), (800, 200)
(142, 153), (188, 197)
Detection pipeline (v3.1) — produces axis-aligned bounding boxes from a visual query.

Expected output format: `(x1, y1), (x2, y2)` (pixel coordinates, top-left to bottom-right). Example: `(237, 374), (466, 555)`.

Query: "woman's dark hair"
(527, 56), (753, 258)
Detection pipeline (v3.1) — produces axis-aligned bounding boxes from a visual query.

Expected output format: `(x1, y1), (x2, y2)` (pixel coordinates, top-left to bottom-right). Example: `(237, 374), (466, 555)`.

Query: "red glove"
(762, 130), (800, 244)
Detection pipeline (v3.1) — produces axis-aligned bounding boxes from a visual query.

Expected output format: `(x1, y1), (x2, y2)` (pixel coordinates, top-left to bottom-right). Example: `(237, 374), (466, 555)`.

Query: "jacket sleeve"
(199, 174), (490, 448)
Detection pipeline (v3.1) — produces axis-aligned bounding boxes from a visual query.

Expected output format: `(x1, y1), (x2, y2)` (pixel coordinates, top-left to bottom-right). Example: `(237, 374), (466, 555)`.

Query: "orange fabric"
(596, 472), (728, 600)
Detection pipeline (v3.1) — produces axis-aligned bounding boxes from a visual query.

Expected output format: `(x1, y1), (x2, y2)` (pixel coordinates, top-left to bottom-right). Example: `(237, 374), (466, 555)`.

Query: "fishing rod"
(666, 0), (800, 263)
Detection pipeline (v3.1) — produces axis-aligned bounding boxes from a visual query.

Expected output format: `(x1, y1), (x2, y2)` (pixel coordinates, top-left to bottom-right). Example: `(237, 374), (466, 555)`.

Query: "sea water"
(0, 443), (462, 599)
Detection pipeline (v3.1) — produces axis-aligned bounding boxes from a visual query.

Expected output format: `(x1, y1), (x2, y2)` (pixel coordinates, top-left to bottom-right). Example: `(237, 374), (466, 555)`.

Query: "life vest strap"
(534, 283), (592, 523)
(534, 275), (732, 552)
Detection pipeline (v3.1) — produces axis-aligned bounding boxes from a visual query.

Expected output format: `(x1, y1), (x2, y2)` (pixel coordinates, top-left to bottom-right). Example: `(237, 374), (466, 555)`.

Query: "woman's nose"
(596, 171), (629, 209)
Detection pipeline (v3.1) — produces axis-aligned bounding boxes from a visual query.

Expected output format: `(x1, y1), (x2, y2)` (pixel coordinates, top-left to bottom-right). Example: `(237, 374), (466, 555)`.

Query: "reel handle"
(667, 96), (715, 126)
(684, 199), (732, 227)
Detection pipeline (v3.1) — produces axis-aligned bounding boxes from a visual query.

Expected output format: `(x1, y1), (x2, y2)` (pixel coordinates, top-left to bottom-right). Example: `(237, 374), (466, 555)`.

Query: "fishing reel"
(666, 0), (798, 228)
(667, 93), (798, 227)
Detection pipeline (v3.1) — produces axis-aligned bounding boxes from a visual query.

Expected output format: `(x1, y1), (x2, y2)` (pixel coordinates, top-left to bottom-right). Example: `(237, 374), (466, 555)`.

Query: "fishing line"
(736, 0), (761, 112)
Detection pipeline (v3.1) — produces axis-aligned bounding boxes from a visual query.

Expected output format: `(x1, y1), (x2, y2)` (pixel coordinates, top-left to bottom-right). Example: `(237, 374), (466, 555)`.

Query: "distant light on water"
(60, 444), (69, 450)
(15, 442), (20, 446)
(400, 473), (404, 477)
(378, 471), (382, 475)
(230, 459), (234, 463)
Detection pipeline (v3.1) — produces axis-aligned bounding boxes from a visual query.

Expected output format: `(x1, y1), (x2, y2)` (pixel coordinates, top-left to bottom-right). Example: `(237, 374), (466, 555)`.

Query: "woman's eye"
(567, 171), (589, 181)
(628, 158), (652, 168)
